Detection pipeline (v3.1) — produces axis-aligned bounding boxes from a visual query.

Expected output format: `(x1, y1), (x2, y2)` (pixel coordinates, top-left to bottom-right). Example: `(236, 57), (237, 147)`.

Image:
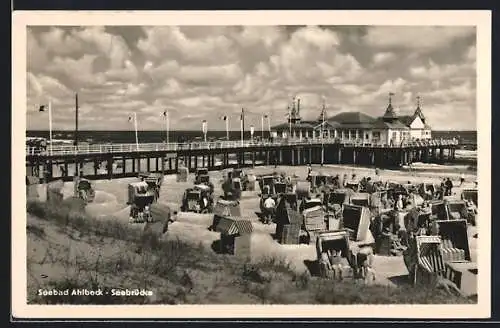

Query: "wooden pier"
(25, 139), (459, 182)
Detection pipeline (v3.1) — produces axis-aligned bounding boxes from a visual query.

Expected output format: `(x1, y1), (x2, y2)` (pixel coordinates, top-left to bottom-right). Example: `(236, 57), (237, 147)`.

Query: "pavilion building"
(271, 93), (432, 146)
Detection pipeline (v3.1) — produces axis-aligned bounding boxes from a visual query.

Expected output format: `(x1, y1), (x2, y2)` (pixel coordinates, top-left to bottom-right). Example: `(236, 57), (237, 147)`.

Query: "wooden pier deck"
(25, 139), (459, 182)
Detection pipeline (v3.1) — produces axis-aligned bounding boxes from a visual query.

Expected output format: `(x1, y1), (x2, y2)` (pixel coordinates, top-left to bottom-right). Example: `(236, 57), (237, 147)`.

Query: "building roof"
(382, 103), (399, 120)
(414, 106), (426, 123)
(328, 111), (376, 124)
(393, 112), (431, 129)
(322, 112), (378, 129)
(397, 115), (414, 126)
(372, 117), (410, 130)
(313, 121), (341, 130)
(270, 101), (431, 131)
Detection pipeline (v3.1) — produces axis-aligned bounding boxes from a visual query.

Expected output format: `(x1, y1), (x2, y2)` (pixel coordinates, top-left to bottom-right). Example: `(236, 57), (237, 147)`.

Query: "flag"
(220, 115), (227, 121)
(263, 114), (268, 118)
(389, 92), (395, 96)
(163, 111), (167, 117)
(128, 116), (132, 122)
(38, 104), (47, 112)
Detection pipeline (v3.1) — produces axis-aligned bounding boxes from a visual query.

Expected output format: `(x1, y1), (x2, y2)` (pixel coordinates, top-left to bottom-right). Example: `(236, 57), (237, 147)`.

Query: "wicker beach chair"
(410, 235), (446, 286)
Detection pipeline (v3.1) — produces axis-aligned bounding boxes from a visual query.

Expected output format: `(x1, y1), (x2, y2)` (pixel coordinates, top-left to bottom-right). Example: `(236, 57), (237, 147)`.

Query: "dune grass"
(26, 198), (473, 305)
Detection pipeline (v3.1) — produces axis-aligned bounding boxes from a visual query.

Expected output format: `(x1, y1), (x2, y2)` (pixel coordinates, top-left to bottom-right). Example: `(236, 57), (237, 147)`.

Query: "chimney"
(297, 98), (300, 115)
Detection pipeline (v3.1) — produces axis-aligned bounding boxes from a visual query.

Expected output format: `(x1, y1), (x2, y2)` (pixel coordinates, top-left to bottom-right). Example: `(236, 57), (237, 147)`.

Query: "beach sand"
(33, 164), (478, 287)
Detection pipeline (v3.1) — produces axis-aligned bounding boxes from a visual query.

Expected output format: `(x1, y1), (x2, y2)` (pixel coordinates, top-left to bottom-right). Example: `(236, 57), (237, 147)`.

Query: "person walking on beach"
(342, 173), (348, 187)
(438, 178), (446, 199)
(395, 194), (404, 211)
(459, 173), (466, 186)
(445, 177), (453, 196)
(263, 196), (276, 224)
(332, 174), (341, 189)
(60, 165), (67, 177)
(306, 164), (312, 182)
(365, 177), (374, 194)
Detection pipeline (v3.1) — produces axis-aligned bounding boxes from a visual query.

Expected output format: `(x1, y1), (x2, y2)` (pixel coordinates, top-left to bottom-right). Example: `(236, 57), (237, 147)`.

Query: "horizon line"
(26, 129), (478, 132)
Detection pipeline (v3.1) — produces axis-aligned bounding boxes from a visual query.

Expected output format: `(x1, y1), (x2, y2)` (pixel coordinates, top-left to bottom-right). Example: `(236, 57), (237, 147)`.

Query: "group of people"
(319, 249), (345, 280)
(319, 245), (376, 283)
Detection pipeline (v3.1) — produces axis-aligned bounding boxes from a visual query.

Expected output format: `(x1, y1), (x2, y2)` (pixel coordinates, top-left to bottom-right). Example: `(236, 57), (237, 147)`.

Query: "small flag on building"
(163, 111), (168, 117)
(128, 116), (132, 122)
(220, 115), (227, 121)
(264, 114), (268, 118)
(38, 104), (47, 112)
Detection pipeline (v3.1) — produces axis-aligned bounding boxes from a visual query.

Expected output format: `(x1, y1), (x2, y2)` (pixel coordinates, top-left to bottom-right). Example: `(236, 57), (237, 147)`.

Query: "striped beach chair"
(414, 235), (446, 285)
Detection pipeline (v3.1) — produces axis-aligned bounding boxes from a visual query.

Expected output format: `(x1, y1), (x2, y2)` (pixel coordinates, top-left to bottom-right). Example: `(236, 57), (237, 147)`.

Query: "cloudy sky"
(26, 25), (476, 131)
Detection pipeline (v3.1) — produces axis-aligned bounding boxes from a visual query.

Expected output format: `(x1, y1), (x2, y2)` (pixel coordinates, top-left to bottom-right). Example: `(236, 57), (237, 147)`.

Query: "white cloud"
(27, 29), (48, 71)
(350, 78), (407, 107)
(291, 25), (340, 50)
(466, 45), (476, 61)
(372, 52), (396, 66)
(39, 27), (83, 56)
(177, 63), (243, 85)
(26, 25), (477, 131)
(409, 60), (474, 81)
(37, 27), (131, 70)
(138, 26), (236, 65)
(421, 80), (475, 102)
(45, 54), (104, 87)
(364, 26), (475, 50)
(235, 26), (284, 49)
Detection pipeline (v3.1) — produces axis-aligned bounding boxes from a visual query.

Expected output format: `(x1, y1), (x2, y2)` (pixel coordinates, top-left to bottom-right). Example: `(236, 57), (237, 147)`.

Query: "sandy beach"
(35, 163), (478, 287)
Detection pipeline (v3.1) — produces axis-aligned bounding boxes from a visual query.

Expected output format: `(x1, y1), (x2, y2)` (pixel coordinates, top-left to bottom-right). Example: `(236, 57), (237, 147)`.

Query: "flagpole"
(75, 93), (79, 180)
(261, 115), (264, 140)
(321, 99), (325, 167)
(288, 106), (292, 139)
(75, 93), (79, 151)
(165, 110), (169, 144)
(48, 99), (53, 156)
(240, 108), (244, 146)
(134, 112), (139, 151)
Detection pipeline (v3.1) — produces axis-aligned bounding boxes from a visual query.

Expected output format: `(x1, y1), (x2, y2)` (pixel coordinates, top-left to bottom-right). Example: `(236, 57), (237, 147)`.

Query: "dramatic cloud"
(26, 25), (476, 131)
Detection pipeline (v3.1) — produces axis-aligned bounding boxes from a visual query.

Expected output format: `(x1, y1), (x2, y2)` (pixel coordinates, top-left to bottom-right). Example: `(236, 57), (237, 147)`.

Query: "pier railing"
(26, 138), (459, 157)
